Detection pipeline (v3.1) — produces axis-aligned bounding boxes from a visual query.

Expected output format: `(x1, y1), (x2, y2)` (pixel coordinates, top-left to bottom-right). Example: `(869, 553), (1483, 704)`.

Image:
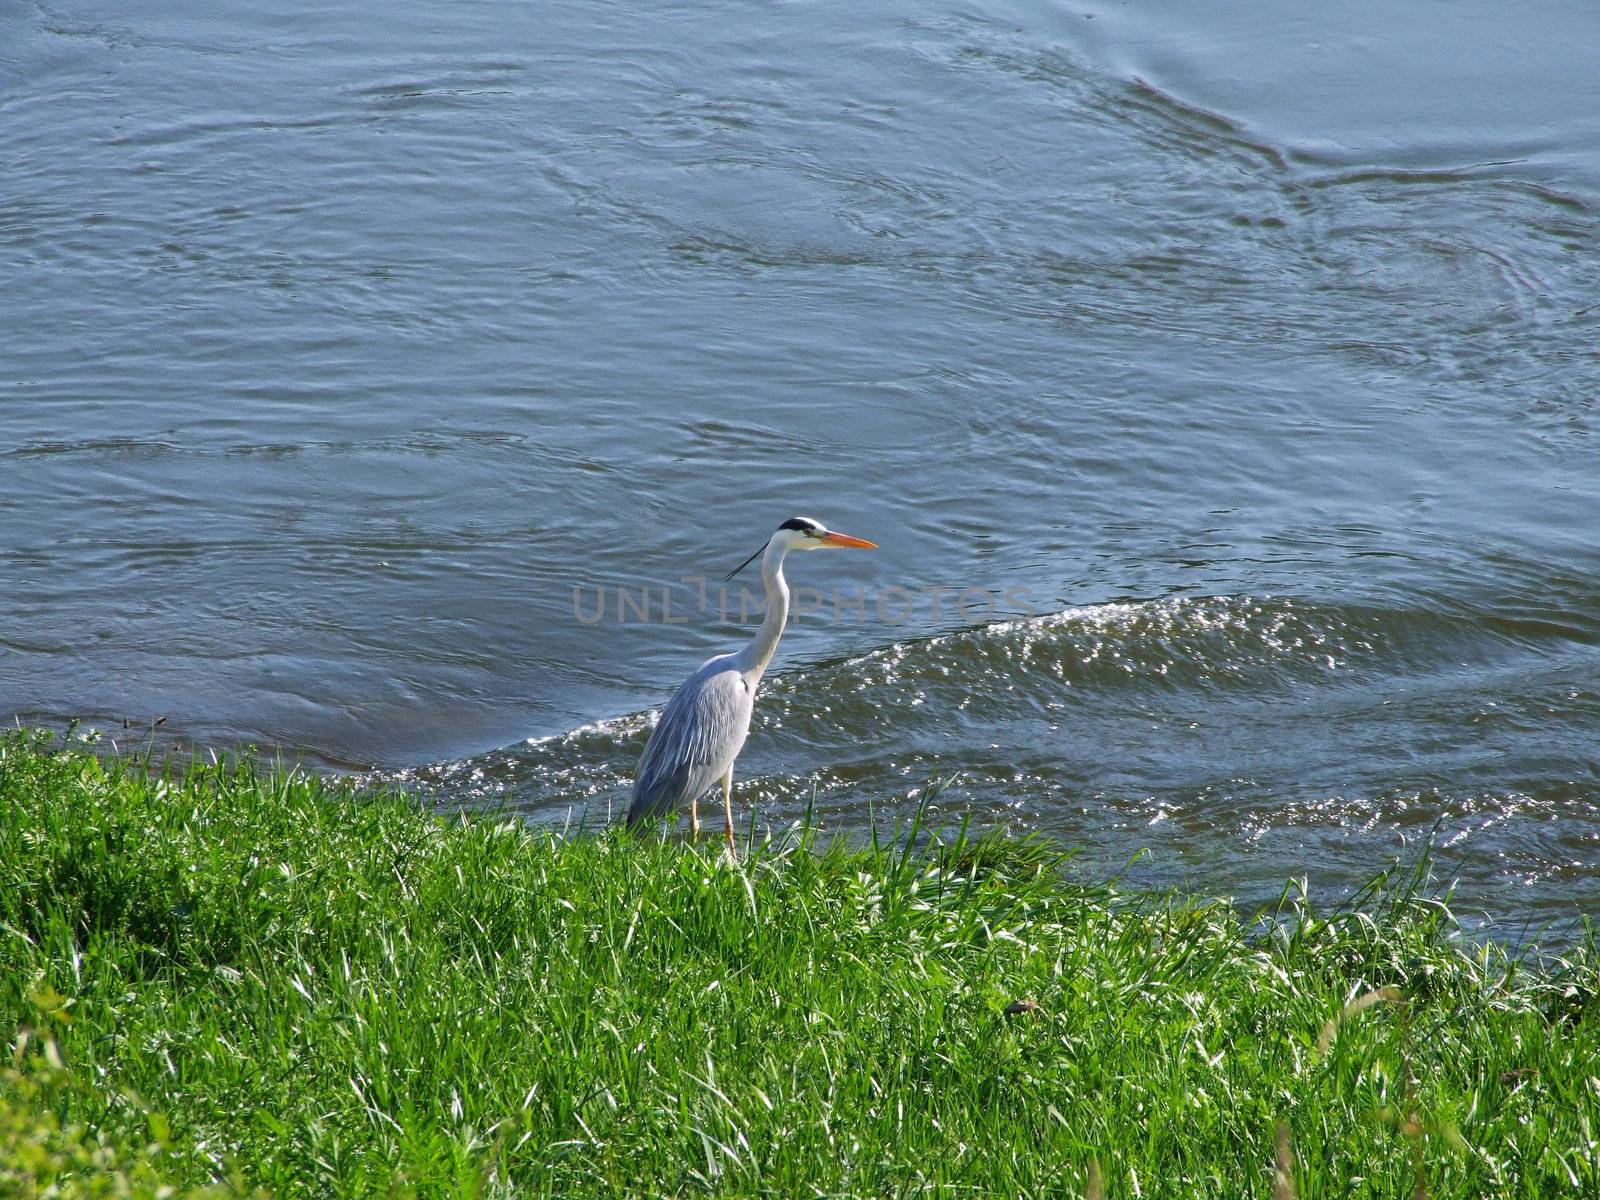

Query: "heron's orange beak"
(820, 531), (877, 548)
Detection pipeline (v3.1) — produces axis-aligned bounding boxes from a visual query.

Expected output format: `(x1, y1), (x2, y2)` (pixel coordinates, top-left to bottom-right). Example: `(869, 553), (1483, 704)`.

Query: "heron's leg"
(689, 792), (700, 839)
(720, 769), (736, 859)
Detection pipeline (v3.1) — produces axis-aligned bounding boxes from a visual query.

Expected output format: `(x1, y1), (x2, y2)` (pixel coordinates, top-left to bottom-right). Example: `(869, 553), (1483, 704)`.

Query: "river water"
(4, 0), (1598, 936)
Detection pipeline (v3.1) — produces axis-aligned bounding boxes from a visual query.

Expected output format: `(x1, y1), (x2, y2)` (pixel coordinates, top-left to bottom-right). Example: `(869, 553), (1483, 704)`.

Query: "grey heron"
(625, 516), (877, 855)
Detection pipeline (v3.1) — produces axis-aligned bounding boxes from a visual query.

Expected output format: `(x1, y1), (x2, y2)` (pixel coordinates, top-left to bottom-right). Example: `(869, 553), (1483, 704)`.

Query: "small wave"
(753, 594), (1505, 744)
(378, 593), (1517, 814)
(869, 594), (1383, 685)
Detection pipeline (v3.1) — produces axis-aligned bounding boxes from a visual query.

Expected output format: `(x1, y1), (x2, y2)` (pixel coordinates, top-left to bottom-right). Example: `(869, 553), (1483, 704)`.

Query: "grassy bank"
(1, 729), (1595, 1198)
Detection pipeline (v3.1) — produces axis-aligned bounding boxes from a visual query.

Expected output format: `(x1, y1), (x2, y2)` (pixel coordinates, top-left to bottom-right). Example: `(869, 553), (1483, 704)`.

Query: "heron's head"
(773, 516), (877, 552)
(727, 517), (877, 578)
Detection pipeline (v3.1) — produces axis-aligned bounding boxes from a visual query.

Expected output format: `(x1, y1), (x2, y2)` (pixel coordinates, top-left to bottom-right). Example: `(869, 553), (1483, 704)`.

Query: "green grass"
(1, 727), (1596, 1198)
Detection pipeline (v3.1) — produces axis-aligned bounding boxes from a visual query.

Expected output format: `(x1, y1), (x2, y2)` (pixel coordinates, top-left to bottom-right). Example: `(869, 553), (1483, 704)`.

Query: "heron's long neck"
(735, 540), (789, 684)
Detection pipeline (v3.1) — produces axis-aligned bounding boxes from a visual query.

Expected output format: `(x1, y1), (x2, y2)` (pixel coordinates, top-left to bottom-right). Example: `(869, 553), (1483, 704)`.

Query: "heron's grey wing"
(626, 659), (755, 826)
